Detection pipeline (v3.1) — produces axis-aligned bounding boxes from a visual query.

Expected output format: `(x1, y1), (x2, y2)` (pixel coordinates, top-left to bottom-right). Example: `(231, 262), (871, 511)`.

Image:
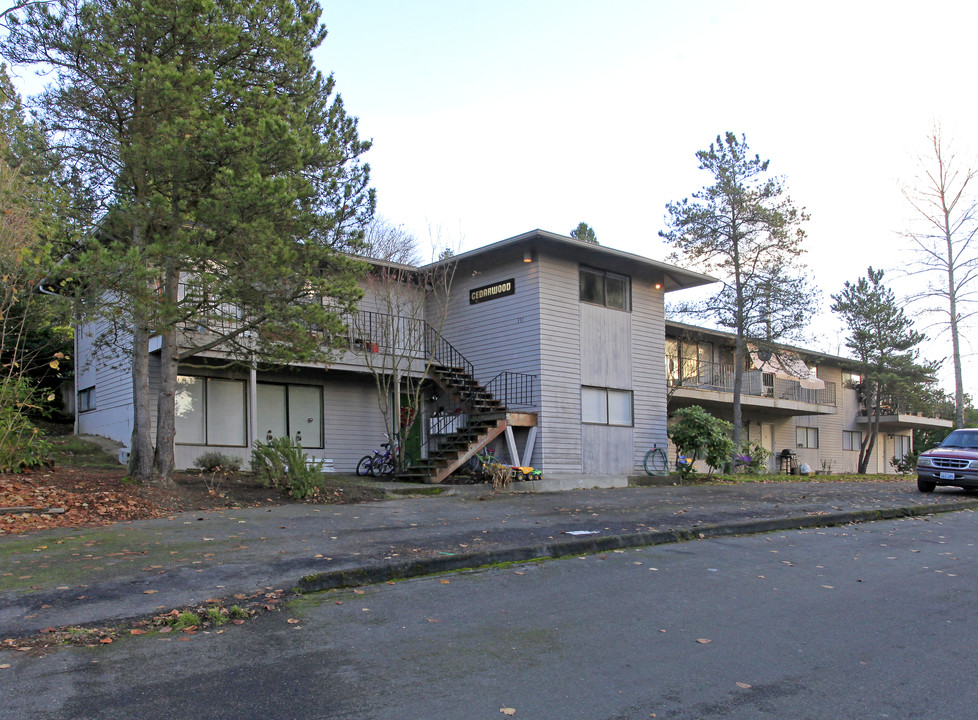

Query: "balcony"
(668, 360), (837, 417)
(854, 395), (953, 431)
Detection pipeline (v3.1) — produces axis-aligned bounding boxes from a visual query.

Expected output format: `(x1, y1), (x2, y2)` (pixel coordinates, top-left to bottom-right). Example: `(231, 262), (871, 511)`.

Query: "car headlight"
(970, 460), (978, 470)
(917, 457), (933, 467)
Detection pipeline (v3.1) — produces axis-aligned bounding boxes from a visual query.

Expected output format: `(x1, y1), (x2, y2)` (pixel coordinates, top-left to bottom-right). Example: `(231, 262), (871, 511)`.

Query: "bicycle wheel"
(370, 454), (386, 477)
(356, 456), (373, 476)
(644, 447), (668, 475)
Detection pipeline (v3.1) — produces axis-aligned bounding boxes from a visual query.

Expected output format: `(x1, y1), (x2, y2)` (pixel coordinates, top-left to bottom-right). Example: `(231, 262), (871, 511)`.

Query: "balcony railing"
(346, 311), (536, 410)
(857, 395), (947, 418)
(669, 360), (837, 406)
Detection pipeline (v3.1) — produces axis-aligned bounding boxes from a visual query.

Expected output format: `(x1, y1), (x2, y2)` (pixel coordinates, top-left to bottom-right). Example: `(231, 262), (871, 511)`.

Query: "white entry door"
(761, 423), (776, 472)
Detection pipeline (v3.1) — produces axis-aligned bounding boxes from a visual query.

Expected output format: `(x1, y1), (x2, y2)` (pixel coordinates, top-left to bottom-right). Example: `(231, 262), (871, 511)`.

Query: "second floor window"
(580, 267), (631, 311)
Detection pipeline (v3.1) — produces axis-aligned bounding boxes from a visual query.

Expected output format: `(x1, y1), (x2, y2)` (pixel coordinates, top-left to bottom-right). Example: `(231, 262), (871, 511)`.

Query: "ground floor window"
(257, 383), (324, 449)
(843, 430), (861, 451)
(796, 426), (819, 449)
(78, 386), (95, 412)
(581, 386), (633, 426)
(175, 376), (247, 446)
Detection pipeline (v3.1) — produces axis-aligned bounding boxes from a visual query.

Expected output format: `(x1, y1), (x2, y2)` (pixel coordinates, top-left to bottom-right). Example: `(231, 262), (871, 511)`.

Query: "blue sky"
(317, 0), (977, 393)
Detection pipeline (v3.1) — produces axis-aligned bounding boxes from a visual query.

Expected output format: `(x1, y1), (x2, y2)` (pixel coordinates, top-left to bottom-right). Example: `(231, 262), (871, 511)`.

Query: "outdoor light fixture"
(523, 249), (533, 262)
(654, 282), (662, 290)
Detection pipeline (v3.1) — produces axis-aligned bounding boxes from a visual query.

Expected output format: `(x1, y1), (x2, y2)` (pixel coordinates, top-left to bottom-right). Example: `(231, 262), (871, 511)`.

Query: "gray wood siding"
(582, 424), (633, 474)
(172, 367), (388, 471)
(630, 275), (668, 473)
(580, 304), (632, 387)
(438, 258), (543, 394)
(536, 255), (583, 473)
(323, 374), (389, 472)
(75, 318), (136, 446)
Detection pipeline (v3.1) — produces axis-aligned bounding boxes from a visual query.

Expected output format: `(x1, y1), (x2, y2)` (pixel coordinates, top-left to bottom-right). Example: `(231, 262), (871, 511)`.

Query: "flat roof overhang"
(669, 387), (838, 417)
(855, 414), (953, 431)
(425, 229), (716, 293)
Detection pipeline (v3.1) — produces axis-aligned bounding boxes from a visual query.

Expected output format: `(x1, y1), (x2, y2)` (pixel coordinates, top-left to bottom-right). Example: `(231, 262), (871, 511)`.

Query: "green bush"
(250, 436), (324, 499)
(668, 406), (735, 477)
(193, 452), (242, 473)
(890, 453), (917, 475)
(736, 440), (772, 474)
(0, 377), (52, 472)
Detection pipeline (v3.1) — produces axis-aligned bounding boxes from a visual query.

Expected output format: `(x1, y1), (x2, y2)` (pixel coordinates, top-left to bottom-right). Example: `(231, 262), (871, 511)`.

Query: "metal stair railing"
(345, 310), (535, 478)
(485, 371), (535, 409)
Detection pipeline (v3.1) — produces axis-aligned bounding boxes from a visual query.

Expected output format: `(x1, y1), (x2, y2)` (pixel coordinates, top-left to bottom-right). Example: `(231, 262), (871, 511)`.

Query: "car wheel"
(917, 478), (936, 493)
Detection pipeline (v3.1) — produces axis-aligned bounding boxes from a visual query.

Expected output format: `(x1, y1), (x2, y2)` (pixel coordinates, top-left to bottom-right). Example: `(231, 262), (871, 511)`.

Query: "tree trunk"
(152, 261), (180, 484)
(732, 334), (744, 450)
(858, 383), (880, 474)
(946, 240), (966, 428)
(128, 318), (155, 481)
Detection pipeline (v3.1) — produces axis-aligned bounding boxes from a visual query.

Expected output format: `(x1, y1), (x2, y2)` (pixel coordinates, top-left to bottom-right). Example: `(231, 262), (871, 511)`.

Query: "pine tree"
(831, 267), (936, 473)
(2, 0), (375, 482)
(661, 132), (815, 453)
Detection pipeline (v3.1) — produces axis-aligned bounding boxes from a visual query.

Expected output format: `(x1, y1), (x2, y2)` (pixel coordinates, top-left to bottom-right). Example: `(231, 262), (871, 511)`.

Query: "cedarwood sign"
(469, 278), (515, 304)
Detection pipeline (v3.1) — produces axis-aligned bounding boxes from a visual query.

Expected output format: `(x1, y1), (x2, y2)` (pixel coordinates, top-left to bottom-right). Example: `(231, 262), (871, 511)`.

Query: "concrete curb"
(294, 499), (978, 594)
(4, 495), (975, 639)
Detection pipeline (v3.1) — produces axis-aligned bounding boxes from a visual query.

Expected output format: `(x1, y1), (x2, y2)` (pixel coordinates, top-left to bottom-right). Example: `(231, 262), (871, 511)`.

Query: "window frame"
(581, 386), (634, 427)
(257, 381), (325, 449)
(579, 266), (632, 311)
(796, 426), (819, 449)
(174, 375), (248, 448)
(78, 386), (95, 413)
(842, 430), (861, 451)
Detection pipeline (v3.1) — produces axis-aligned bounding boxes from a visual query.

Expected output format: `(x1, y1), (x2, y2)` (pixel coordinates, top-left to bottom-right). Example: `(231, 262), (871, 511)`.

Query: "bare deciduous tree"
(350, 258), (455, 470)
(903, 125), (978, 428)
(361, 216), (422, 266)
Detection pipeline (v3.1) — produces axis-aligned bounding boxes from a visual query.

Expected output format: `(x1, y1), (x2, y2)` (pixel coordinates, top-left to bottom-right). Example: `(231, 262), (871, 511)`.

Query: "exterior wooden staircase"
(396, 364), (509, 484)
(349, 311), (534, 484)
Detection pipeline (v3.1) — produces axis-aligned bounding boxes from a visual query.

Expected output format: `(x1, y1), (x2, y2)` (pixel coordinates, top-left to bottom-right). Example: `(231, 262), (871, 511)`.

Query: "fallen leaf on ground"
(287, 618), (300, 624)
(500, 709), (516, 716)
(736, 682), (752, 689)
(696, 638), (711, 644)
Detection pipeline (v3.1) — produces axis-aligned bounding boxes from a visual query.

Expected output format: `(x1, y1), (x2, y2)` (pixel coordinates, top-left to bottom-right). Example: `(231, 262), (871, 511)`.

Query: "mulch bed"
(0, 467), (291, 536)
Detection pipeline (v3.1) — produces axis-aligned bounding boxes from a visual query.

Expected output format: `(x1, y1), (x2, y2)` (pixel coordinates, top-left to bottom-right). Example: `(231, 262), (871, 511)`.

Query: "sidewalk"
(2, 480), (976, 638)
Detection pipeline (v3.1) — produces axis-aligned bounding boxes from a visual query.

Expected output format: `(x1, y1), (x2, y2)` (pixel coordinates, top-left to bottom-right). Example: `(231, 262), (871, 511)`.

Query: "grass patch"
(46, 435), (121, 468)
(705, 472), (903, 484)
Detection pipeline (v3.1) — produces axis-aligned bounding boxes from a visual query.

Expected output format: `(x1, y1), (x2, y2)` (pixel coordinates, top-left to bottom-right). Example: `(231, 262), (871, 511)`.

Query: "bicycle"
(356, 442), (414, 477)
(643, 443), (670, 475)
(465, 446), (502, 474)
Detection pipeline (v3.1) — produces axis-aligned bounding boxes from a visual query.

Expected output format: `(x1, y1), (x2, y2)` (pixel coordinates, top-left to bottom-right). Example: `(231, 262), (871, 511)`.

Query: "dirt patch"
(0, 465), (386, 536)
